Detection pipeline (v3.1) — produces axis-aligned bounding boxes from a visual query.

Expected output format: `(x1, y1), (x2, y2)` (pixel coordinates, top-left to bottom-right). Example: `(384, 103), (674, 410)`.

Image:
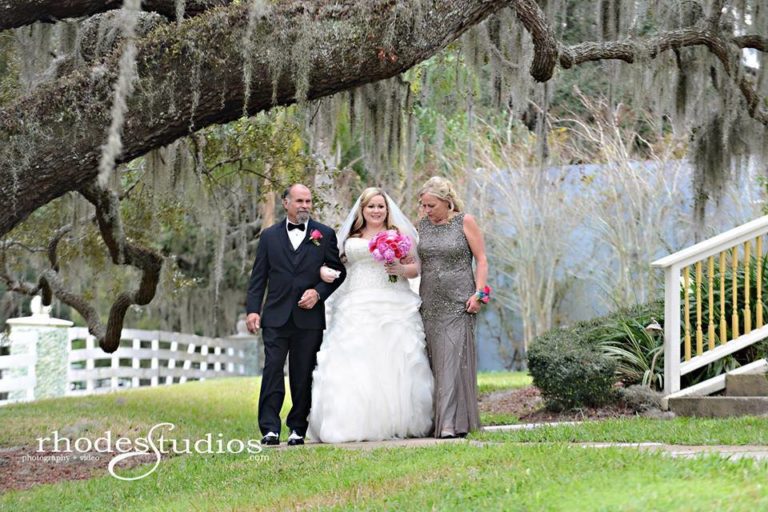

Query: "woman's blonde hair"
(349, 187), (398, 238)
(418, 176), (464, 212)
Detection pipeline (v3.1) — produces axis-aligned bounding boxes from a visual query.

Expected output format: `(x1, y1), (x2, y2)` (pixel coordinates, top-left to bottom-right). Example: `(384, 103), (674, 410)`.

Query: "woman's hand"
(385, 260), (406, 276)
(320, 265), (340, 283)
(465, 294), (482, 314)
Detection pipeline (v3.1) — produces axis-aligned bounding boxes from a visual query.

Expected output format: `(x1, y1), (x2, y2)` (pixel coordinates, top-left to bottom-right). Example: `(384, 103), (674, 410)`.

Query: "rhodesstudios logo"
(36, 423), (265, 481)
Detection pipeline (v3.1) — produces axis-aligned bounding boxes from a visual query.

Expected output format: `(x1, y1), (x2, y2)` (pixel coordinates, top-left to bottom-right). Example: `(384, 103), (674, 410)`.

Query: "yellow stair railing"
(652, 216), (768, 396)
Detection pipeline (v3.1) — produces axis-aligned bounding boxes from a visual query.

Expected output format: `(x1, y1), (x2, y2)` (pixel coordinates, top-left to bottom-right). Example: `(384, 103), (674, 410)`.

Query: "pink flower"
(368, 230), (412, 282)
(476, 285), (492, 304)
(310, 229), (323, 246)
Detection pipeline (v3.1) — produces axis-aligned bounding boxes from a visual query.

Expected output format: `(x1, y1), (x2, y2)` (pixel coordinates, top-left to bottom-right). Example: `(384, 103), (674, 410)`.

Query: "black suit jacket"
(246, 218), (346, 329)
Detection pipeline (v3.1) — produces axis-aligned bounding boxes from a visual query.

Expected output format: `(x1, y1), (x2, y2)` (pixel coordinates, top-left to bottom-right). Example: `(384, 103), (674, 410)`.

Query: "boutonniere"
(310, 229), (323, 246)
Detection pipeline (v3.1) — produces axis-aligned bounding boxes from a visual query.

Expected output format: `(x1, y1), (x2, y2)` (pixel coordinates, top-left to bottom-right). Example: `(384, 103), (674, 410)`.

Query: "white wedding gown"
(308, 237), (434, 442)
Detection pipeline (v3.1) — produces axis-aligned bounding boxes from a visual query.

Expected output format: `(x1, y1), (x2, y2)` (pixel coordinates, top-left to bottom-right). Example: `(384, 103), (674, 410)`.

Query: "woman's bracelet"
(474, 285), (492, 304)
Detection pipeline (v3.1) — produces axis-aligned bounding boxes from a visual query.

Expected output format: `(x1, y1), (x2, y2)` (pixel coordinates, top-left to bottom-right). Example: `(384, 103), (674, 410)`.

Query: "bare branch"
(503, 0), (766, 125)
(511, 0), (558, 82)
(39, 268), (105, 337)
(78, 182), (163, 352)
(47, 225), (73, 271)
(558, 27), (768, 126)
(733, 35), (768, 52)
(703, 33), (768, 124)
(560, 27), (714, 67)
(10, 181), (163, 353)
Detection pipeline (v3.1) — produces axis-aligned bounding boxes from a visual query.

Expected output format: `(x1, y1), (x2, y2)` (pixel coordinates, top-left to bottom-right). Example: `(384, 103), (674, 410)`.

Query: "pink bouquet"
(368, 230), (412, 283)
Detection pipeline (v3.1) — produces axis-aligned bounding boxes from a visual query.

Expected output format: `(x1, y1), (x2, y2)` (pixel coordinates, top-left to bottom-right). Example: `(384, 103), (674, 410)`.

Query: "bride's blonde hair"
(418, 176), (464, 212)
(350, 187), (399, 238)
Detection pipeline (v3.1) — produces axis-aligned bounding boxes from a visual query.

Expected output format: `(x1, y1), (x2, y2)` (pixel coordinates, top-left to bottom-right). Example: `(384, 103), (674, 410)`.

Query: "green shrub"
(530, 291), (768, 411)
(528, 324), (617, 411)
(528, 301), (663, 411)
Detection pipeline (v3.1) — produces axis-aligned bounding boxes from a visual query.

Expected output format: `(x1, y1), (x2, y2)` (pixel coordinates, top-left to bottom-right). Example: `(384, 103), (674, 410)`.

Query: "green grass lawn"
(4, 442), (768, 511)
(0, 372), (530, 444)
(477, 371), (532, 394)
(0, 377), (264, 446)
(2, 372), (767, 511)
(476, 416), (768, 445)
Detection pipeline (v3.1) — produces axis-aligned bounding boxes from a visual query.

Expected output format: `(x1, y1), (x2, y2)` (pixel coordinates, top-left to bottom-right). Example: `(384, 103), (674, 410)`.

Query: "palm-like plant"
(598, 318), (664, 390)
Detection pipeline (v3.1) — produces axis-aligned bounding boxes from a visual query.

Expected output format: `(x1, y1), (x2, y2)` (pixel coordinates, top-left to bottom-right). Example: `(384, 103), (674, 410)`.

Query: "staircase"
(652, 216), (768, 413)
(668, 370), (768, 417)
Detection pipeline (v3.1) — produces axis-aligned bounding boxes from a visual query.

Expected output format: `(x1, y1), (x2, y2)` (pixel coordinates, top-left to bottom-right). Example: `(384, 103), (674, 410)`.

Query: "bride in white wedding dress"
(308, 188), (434, 443)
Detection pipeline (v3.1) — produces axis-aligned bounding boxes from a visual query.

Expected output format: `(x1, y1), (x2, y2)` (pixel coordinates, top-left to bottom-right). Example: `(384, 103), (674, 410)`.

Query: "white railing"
(0, 347), (36, 403)
(67, 328), (250, 396)
(0, 326), (257, 404)
(653, 215), (768, 398)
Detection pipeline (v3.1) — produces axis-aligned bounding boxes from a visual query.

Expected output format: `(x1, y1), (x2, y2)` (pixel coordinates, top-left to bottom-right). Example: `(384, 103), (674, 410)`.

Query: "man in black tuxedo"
(246, 184), (346, 446)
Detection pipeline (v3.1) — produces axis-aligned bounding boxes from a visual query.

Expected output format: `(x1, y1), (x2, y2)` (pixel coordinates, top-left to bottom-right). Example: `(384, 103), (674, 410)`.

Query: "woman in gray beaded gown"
(416, 176), (489, 438)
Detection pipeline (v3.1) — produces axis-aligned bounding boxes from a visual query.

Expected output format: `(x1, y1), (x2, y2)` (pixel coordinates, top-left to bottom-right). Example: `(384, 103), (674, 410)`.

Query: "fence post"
(6, 296), (73, 400)
(663, 266), (681, 395)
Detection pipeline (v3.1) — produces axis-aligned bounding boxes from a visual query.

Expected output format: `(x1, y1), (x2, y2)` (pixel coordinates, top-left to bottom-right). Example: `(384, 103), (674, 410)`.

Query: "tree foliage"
(1, 0), (766, 351)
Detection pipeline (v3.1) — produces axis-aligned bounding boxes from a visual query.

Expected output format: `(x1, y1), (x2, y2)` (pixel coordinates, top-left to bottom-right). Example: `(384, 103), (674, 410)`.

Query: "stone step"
(726, 372), (768, 397)
(668, 396), (768, 418)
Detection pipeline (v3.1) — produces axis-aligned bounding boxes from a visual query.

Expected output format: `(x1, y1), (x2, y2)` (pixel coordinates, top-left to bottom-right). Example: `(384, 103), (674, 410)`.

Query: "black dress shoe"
(287, 431), (304, 446)
(261, 433), (279, 446)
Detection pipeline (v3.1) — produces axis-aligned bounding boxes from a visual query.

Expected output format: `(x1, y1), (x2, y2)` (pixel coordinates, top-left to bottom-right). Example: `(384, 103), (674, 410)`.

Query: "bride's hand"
(320, 265), (340, 283)
(385, 260), (405, 276)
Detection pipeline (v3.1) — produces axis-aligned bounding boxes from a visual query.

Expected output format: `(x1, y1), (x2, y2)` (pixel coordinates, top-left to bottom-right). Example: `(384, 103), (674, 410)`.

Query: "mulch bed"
(0, 446), (158, 493)
(479, 385), (638, 423)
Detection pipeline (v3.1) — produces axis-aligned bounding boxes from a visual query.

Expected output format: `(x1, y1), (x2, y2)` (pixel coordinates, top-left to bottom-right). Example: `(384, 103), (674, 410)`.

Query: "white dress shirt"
(286, 219), (308, 251)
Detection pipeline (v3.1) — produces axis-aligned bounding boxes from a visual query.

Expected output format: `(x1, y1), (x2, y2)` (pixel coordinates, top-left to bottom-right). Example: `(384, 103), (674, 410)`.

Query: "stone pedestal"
(6, 296), (73, 400)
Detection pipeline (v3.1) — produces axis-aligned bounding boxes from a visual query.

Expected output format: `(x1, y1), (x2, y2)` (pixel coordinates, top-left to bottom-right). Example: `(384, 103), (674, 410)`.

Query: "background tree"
(1, 0), (766, 353)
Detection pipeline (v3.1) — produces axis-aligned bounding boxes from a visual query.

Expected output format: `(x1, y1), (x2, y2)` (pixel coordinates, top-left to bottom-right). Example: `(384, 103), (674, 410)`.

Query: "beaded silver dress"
(417, 213), (481, 436)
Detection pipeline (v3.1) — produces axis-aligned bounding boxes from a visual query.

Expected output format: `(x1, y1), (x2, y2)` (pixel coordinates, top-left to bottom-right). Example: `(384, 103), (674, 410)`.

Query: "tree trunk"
(0, 0), (510, 238)
(0, 0), (232, 30)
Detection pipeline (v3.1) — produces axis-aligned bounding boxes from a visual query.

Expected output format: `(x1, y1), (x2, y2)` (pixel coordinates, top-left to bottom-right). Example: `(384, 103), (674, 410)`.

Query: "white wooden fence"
(67, 328), (253, 396)
(0, 324), (259, 405)
(0, 333), (35, 403)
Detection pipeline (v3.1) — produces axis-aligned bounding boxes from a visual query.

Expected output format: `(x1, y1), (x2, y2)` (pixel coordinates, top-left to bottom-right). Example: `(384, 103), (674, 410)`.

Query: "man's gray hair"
(282, 184), (309, 200)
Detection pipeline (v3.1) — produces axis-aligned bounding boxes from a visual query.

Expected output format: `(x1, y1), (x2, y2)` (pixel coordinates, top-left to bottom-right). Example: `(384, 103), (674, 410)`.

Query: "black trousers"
(258, 316), (323, 437)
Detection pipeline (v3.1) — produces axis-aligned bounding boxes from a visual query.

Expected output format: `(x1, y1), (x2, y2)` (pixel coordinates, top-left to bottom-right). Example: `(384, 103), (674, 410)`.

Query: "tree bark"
(1, 0), (766, 241)
(0, 0), (511, 238)
(511, 0), (558, 82)
(0, 0), (232, 31)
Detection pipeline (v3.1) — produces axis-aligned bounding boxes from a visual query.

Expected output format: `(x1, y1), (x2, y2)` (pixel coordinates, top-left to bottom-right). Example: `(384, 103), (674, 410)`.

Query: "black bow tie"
(288, 222), (305, 231)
